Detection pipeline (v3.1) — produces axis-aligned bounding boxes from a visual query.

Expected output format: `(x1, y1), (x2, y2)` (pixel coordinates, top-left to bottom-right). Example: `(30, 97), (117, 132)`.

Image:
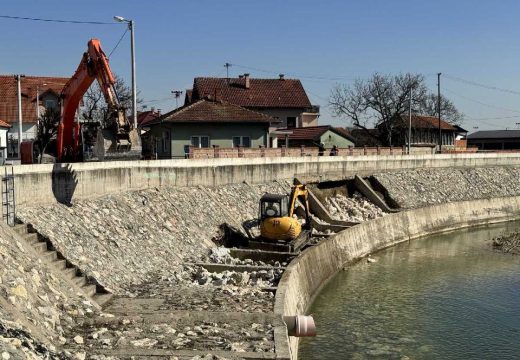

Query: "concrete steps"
(15, 222), (112, 308)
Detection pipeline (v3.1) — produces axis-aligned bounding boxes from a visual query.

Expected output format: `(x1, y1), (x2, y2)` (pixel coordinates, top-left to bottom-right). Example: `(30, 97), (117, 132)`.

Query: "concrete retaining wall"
(10, 153), (520, 207)
(274, 196), (520, 359)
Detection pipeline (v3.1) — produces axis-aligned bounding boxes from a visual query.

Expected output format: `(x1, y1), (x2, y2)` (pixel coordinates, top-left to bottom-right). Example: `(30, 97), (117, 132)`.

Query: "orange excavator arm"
(57, 38), (130, 162)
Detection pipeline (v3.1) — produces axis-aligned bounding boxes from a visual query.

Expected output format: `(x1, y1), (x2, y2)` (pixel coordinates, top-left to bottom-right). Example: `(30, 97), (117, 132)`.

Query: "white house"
(0, 119), (11, 164)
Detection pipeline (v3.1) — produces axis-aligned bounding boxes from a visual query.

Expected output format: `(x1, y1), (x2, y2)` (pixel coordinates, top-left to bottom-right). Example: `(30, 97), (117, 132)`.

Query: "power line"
(465, 115), (520, 121)
(444, 74), (520, 96)
(0, 14), (118, 25)
(108, 28), (128, 58)
(230, 63), (357, 82)
(442, 87), (520, 114)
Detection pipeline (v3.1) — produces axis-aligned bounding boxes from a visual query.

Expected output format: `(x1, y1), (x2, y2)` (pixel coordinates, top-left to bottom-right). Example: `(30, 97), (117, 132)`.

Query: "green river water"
(298, 222), (520, 359)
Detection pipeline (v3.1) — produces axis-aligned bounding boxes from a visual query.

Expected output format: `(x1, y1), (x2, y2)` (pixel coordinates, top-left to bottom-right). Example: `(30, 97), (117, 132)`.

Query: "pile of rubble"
(0, 221), (99, 360)
(492, 232), (520, 255)
(68, 318), (274, 355)
(17, 181), (292, 295)
(192, 266), (282, 288)
(326, 192), (386, 222)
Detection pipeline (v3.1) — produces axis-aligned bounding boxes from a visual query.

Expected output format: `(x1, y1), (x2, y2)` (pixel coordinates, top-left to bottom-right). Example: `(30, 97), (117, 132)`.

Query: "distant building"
(277, 125), (355, 148)
(145, 98), (272, 158)
(0, 119), (12, 164)
(467, 130), (520, 150)
(185, 74), (319, 146)
(0, 75), (69, 157)
(350, 128), (383, 147)
(378, 115), (459, 147)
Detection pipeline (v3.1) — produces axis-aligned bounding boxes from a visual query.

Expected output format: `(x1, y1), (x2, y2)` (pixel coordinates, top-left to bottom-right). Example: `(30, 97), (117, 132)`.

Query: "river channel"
(299, 222), (520, 359)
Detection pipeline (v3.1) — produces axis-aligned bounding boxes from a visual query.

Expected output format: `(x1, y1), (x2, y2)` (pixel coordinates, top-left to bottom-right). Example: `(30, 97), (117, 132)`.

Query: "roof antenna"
(171, 90), (183, 109)
(224, 62), (232, 83)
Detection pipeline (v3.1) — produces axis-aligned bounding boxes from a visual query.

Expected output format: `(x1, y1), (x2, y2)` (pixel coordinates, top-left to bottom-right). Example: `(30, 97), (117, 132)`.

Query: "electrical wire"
(108, 28), (128, 58)
(230, 63), (357, 82)
(0, 14), (118, 25)
(465, 115), (520, 121)
(442, 87), (520, 114)
(444, 74), (520, 96)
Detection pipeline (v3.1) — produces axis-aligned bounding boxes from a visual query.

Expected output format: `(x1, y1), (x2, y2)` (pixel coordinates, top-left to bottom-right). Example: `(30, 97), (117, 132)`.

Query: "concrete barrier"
(274, 196), (520, 359)
(8, 153), (520, 208)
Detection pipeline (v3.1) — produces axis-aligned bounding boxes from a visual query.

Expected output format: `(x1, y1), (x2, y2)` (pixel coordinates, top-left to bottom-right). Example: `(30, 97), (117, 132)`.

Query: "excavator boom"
(57, 38), (139, 162)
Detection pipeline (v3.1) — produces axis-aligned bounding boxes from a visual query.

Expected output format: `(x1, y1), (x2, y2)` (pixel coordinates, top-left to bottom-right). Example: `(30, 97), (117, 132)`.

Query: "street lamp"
(114, 15), (137, 129)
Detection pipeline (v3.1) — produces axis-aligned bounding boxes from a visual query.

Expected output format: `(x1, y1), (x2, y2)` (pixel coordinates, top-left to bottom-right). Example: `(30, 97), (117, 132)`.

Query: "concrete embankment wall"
(11, 153), (520, 207)
(274, 196), (520, 359)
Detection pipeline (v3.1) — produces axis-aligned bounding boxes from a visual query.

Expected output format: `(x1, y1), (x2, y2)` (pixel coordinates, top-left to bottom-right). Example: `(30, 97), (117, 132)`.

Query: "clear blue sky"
(2, 0), (520, 131)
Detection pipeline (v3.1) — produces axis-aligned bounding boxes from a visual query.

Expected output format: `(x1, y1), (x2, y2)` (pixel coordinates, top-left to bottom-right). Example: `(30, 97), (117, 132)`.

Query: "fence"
(188, 145), (439, 159)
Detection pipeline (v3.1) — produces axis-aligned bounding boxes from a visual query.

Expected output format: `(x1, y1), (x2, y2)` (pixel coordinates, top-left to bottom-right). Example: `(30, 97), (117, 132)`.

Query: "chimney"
(244, 73), (250, 89)
(214, 89), (221, 102)
(151, 107), (155, 112)
(279, 74), (285, 80)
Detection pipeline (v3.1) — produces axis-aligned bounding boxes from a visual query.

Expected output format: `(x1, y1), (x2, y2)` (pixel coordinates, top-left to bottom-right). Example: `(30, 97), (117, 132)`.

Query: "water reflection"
(299, 222), (520, 360)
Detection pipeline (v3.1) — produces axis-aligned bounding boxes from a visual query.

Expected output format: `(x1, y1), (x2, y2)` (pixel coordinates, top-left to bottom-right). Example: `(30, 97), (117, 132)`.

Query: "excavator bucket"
(94, 128), (142, 161)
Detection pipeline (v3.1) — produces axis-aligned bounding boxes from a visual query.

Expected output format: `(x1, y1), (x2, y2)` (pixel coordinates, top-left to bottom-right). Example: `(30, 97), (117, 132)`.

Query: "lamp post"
(114, 16), (137, 129)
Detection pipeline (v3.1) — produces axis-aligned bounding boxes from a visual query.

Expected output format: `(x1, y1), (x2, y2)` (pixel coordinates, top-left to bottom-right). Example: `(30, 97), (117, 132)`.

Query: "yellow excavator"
(259, 184), (311, 242)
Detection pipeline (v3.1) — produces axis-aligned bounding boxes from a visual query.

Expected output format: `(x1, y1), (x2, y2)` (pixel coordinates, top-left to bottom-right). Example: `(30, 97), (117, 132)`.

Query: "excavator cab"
(259, 185), (311, 242)
(260, 194), (289, 220)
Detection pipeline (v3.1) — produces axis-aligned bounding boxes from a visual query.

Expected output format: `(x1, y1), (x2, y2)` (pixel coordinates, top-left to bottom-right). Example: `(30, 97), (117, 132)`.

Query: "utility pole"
(114, 16), (137, 129)
(15, 75), (25, 158)
(408, 87), (412, 155)
(437, 72), (442, 152)
(171, 90), (183, 109)
(130, 20), (137, 130)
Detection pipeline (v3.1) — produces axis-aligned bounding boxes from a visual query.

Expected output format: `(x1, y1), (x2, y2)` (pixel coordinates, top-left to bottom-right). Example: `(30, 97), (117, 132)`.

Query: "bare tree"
(416, 93), (464, 125)
(329, 73), (463, 145)
(35, 107), (61, 158)
(81, 74), (142, 127)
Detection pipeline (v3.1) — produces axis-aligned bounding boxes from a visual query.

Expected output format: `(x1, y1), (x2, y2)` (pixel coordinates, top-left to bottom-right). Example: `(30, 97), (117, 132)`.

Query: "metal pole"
(437, 72), (442, 152)
(130, 20), (137, 129)
(408, 87), (412, 155)
(36, 86), (40, 120)
(16, 75), (24, 158)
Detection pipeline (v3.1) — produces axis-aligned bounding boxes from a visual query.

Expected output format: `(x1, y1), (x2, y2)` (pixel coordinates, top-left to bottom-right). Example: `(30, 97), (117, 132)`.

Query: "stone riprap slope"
(0, 222), (96, 359)
(373, 167), (520, 209)
(18, 181), (291, 295)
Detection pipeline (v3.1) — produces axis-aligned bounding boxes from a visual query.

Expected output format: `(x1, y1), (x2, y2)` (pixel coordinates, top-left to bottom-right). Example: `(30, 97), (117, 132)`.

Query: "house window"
(287, 117), (297, 128)
(191, 136), (210, 148)
(232, 136), (251, 147)
(45, 99), (57, 109)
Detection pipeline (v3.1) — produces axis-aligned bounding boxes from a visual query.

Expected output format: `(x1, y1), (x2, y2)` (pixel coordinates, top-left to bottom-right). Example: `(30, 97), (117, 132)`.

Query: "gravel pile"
(326, 192), (386, 222)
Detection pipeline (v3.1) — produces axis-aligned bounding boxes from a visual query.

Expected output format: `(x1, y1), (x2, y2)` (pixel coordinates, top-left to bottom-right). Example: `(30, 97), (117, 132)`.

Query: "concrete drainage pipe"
(283, 315), (316, 337)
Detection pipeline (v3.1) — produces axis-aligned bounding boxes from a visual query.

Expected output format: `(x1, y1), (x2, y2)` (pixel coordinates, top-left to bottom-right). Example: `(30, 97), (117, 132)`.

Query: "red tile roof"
(0, 119), (11, 128)
(150, 99), (273, 125)
(130, 110), (161, 127)
(277, 125), (355, 142)
(399, 115), (456, 130)
(0, 75), (69, 124)
(189, 76), (312, 109)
